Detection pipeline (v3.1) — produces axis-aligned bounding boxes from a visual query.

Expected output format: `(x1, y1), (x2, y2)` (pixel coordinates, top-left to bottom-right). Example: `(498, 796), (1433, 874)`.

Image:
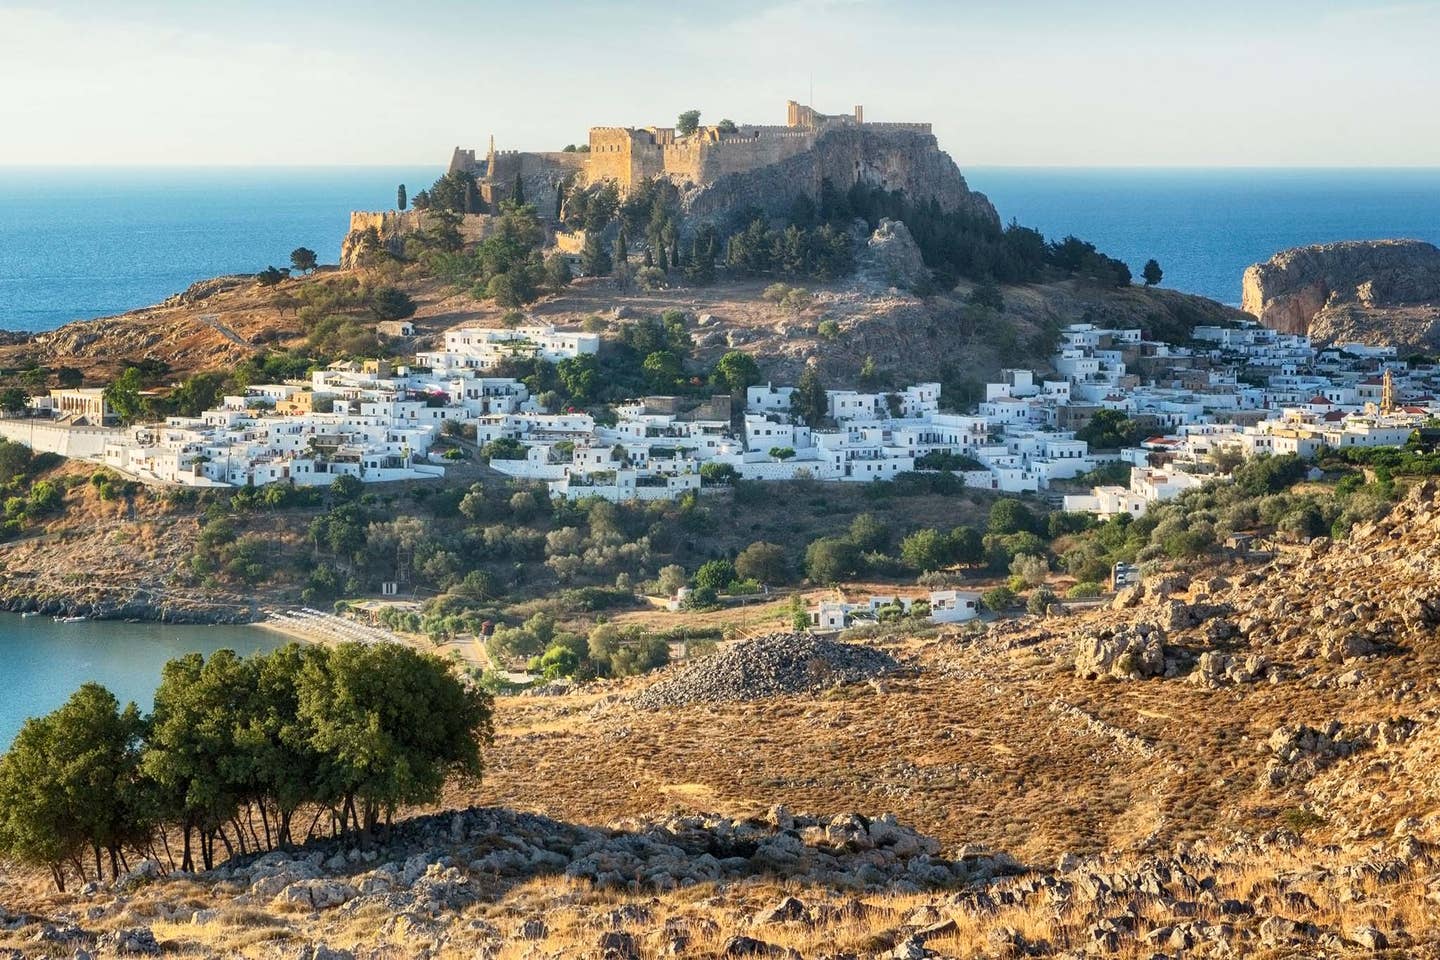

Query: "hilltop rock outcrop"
(1241, 239), (1440, 350)
(855, 218), (928, 292)
(681, 126), (997, 228)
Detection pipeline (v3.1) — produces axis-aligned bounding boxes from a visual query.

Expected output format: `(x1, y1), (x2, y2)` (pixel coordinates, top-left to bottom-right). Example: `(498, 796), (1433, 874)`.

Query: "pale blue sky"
(2, 0), (1437, 166)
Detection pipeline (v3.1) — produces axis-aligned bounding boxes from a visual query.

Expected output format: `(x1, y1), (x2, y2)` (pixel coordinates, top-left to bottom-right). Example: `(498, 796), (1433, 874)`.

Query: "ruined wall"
(484, 150), (587, 215)
(340, 211), (496, 268)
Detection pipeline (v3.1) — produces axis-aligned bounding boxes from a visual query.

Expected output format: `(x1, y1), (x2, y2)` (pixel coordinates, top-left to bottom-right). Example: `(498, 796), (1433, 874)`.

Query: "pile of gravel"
(632, 632), (899, 709)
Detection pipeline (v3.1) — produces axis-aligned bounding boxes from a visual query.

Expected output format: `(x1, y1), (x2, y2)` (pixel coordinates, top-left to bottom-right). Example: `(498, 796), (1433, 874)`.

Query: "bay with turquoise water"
(0, 615), (280, 747)
(4, 167), (1440, 333)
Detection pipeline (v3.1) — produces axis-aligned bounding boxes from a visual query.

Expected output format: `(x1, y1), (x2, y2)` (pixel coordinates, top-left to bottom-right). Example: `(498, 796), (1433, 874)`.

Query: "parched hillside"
(0, 270), (478, 385)
(0, 261), (1248, 395)
(6, 485), (1440, 957)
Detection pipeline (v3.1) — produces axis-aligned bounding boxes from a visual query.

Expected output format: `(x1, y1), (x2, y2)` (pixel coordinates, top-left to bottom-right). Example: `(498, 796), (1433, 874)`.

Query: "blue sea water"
(966, 167), (1440, 306)
(0, 166), (441, 332)
(0, 616), (280, 747)
(1, 165), (1439, 326)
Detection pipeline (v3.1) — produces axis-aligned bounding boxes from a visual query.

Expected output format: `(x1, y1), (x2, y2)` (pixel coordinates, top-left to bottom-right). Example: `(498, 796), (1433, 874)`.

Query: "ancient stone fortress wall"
(690, 130), (816, 184)
(586, 127), (649, 189)
(341, 210), (497, 267)
(487, 150), (587, 179)
(449, 147), (479, 174)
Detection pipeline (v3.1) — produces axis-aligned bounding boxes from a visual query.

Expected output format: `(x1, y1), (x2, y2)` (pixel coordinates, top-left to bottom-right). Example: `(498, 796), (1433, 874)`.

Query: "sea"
(0, 166), (442, 333)
(0, 615), (280, 747)
(2, 165), (1440, 740)
(4, 166), (1440, 332)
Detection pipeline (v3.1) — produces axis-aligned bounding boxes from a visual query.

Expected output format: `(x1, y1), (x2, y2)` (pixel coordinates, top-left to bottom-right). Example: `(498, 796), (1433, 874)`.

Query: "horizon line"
(3, 162), (1440, 171)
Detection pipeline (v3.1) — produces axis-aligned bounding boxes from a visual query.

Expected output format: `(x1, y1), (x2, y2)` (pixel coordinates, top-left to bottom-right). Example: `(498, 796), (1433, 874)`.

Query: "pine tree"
(1142, 258), (1163, 287)
(581, 231), (612, 277)
(396, 184), (407, 211)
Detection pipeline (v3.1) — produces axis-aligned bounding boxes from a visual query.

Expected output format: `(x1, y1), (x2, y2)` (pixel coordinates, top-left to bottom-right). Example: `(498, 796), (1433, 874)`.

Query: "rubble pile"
(633, 633), (898, 708)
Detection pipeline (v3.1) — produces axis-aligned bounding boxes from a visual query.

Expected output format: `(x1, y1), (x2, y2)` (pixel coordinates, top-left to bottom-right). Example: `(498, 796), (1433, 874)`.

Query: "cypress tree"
(613, 226), (628, 267)
(657, 242), (668, 273)
(512, 171), (525, 205)
(396, 184), (407, 211)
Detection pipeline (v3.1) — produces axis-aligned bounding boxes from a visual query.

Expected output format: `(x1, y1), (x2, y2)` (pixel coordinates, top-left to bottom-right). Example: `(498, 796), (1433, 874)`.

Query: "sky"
(1, 0), (1438, 167)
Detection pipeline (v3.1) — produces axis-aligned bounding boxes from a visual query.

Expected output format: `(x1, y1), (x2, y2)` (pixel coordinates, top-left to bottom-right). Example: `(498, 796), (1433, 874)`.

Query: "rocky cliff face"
(340, 210), (496, 269)
(1242, 239), (1440, 349)
(682, 127), (998, 227)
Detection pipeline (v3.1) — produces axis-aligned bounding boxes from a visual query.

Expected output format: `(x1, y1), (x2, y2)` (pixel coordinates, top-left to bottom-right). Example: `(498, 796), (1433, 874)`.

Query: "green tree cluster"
(0, 644), (491, 889)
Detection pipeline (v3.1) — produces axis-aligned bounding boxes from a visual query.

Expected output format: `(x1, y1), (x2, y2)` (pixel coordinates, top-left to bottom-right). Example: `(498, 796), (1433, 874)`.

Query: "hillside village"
(2, 312), (1433, 520)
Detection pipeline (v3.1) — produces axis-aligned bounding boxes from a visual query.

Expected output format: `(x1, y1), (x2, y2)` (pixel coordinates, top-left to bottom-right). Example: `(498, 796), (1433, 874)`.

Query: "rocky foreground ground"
(10, 487), (1440, 957)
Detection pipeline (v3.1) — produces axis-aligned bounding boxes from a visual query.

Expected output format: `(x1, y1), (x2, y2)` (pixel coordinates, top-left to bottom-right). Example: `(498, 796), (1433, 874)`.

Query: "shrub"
(981, 586), (1018, 610)
(1009, 552), (1049, 587)
(1026, 586), (1057, 616)
(735, 541), (788, 584)
(805, 536), (860, 583)
(692, 558), (737, 592)
(900, 528), (949, 572)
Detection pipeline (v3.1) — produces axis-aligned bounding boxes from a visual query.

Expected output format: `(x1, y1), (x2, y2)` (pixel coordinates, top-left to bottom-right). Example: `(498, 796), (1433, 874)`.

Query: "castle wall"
(341, 210), (497, 267)
(586, 128), (668, 191)
(451, 103), (960, 216)
(692, 131), (815, 184)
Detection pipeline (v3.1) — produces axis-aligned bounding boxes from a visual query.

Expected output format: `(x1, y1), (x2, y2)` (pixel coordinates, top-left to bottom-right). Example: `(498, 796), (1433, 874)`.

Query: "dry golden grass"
(7, 841), (1436, 960)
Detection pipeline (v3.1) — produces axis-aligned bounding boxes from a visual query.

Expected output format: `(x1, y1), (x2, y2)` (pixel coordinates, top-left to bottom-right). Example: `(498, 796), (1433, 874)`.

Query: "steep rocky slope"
(1242, 239), (1440, 351)
(2, 254), (1246, 394)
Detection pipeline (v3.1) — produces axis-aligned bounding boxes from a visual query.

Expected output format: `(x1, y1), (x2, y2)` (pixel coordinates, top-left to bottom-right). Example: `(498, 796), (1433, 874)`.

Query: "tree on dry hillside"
(0, 683), (146, 890)
(1143, 258), (1164, 286)
(676, 109), (701, 136)
(290, 247), (318, 274)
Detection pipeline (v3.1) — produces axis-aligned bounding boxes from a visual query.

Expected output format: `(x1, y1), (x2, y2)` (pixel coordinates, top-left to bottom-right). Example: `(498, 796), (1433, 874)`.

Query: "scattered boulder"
(1073, 624), (1165, 680)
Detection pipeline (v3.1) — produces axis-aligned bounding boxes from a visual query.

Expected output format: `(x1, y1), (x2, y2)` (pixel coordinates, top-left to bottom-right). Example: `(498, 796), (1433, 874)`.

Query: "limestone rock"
(857, 218), (929, 292)
(1242, 239), (1440, 350)
(1073, 624), (1165, 680)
